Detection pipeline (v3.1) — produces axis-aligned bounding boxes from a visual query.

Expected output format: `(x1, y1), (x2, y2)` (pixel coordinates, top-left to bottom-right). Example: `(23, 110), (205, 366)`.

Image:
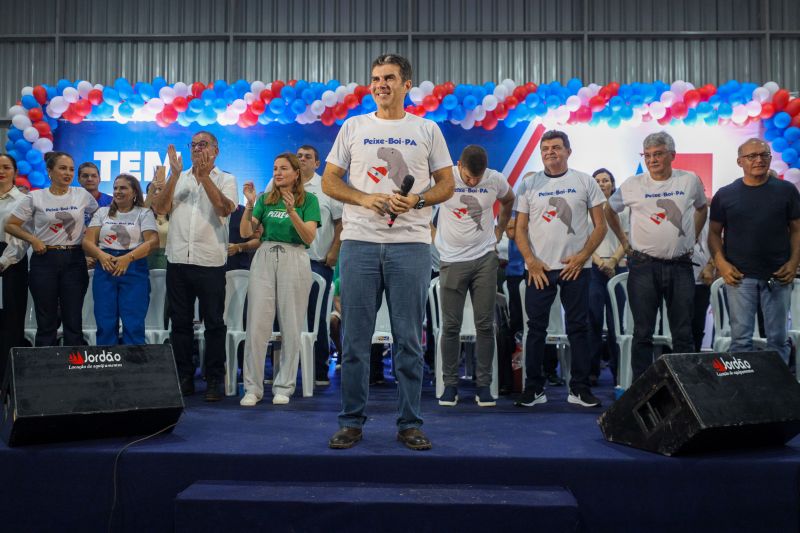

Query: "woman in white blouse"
(5, 152), (98, 346)
(83, 174), (158, 345)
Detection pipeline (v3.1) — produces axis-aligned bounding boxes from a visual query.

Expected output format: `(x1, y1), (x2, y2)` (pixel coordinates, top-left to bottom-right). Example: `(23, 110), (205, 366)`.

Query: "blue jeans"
(93, 249), (150, 345)
(338, 240), (431, 430)
(726, 277), (791, 363)
(523, 268), (592, 392)
(29, 248), (88, 347)
(627, 258), (695, 379)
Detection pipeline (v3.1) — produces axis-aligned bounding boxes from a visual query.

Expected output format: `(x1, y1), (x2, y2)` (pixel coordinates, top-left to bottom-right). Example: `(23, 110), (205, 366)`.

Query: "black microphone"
(388, 175), (415, 227)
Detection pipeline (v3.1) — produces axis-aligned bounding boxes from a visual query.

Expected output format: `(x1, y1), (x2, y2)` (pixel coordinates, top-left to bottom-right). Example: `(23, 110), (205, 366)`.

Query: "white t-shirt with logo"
(303, 173), (344, 262)
(436, 166), (510, 263)
(516, 169), (606, 270)
(326, 112), (452, 244)
(608, 169), (706, 259)
(12, 187), (98, 246)
(89, 206), (158, 251)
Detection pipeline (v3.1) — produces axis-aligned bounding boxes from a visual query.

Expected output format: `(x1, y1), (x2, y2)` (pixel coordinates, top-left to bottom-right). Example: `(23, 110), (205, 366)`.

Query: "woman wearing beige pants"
(239, 153), (321, 406)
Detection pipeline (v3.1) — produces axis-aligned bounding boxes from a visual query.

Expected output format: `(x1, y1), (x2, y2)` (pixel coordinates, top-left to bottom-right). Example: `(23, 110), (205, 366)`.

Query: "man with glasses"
(708, 138), (800, 364)
(151, 131), (238, 401)
(605, 131), (707, 381)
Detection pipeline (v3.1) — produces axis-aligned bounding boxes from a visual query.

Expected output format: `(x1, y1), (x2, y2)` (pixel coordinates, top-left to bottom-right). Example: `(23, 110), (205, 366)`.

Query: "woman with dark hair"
(5, 151), (98, 346)
(239, 152), (320, 406)
(588, 168), (628, 385)
(82, 174), (158, 345)
(0, 154), (30, 379)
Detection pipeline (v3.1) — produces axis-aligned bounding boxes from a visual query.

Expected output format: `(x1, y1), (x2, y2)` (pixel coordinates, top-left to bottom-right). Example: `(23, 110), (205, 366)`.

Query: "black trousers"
(29, 248), (88, 347)
(0, 246), (28, 383)
(167, 262), (227, 382)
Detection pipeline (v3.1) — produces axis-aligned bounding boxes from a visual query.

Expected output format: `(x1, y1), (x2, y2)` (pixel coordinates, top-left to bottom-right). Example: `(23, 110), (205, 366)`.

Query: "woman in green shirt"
(239, 152), (321, 406)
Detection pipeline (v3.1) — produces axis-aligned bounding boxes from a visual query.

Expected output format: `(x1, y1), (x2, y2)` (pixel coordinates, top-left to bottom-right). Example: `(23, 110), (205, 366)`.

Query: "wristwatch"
(413, 193), (426, 210)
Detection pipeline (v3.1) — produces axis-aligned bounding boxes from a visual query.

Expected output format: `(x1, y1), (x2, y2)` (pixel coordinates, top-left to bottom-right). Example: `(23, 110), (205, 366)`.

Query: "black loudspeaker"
(1, 344), (184, 446)
(598, 351), (800, 456)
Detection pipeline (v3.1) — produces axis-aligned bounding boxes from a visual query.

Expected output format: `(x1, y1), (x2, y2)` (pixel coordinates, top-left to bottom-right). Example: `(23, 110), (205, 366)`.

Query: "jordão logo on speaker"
(712, 356), (754, 377)
(67, 349), (123, 370)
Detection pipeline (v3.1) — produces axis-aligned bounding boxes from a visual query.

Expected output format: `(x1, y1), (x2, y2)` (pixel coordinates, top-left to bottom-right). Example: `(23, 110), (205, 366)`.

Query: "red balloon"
(482, 112), (498, 130)
(344, 93), (359, 110)
(683, 90), (701, 108)
(241, 110), (258, 126)
(504, 96), (518, 109)
(575, 106), (593, 122)
(155, 113), (169, 128)
(191, 82), (205, 99)
(271, 80), (285, 99)
(524, 82), (537, 93)
(784, 98), (800, 117)
(33, 121), (50, 136)
(433, 85), (447, 100)
(15, 177), (31, 190)
(250, 100), (266, 115)
(443, 81), (455, 94)
(494, 103), (508, 120)
(333, 103), (348, 120)
(413, 105), (427, 116)
(607, 82), (620, 96)
(87, 89), (103, 105)
(354, 85), (370, 101)
(28, 108), (44, 122)
(657, 108), (673, 125)
(589, 95), (606, 112)
(320, 109), (335, 126)
(670, 101), (688, 119)
(759, 102), (775, 119)
(162, 105), (178, 122)
(773, 89), (790, 111)
(66, 111), (83, 124)
(33, 85), (48, 105)
(259, 89), (273, 103)
(598, 87), (613, 102)
(513, 86), (528, 102)
(287, 79), (297, 87)
(474, 120), (482, 128)
(791, 114), (800, 128)
(422, 94), (439, 112)
(74, 99), (93, 117)
(172, 96), (188, 112)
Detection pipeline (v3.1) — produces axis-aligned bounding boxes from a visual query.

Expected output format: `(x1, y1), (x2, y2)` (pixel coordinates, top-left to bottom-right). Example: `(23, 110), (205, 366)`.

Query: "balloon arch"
(6, 77), (800, 190)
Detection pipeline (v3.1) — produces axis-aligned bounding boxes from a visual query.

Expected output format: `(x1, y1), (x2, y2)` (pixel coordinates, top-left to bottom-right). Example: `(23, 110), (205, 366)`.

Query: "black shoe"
(515, 389), (547, 407)
(329, 427), (363, 449)
(568, 388), (601, 407)
(397, 427), (432, 450)
(204, 379), (223, 402)
(546, 373), (566, 386)
(179, 376), (195, 397)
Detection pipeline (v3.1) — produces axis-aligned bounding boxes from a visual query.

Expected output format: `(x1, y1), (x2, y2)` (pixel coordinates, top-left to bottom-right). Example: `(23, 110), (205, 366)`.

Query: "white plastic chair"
(82, 269), (97, 345)
(194, 299), (205, 369)
(432, 278), (499, 399)
(519, 282), (571, 389)
(23, 290), (36, 346)
(710, 277), (768, 353)
(372, 293), (393, 345)
(607, 272), (674, 389)
(788, 279), (800, 380)
(269, 272), (326, 398)
(144, 269), (170, 345)
(223, 270), (250, 396)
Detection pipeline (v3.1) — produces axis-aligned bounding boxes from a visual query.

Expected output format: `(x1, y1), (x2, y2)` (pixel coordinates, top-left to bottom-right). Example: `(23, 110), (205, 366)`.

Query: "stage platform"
(1, 369), (798, 533)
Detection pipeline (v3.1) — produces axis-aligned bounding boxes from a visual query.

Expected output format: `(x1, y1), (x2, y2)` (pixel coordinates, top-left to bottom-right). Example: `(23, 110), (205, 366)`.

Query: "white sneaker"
(272, 394), (290, 405)
(239, 392), (260, 407)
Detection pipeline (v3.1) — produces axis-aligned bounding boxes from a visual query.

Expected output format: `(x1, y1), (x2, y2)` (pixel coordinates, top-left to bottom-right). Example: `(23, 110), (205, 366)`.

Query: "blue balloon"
(202, 105), (218, 121)
(7, 129), (21, 141)
(772, 137), (790, 153)
(717, 103), (733, 119)
(21, 95), (40, 109)
(774, 112), (792, 129)
(566, 78), (582, 94)
(223, 88), (237, 104)
(326, 80), (340, 91)
(471, 87), (487, 100)
(782, 148), (799, 165)
(545, 95), (561, 109)
(295, 80), (309, 93)
(102, 87), (121, 105)
(201, 89), (215, 102)
(361, 95), (376, 112)
(683, 109), (698, 126)
(46, 85), (57, 100)
(176, 113), (192, 127)
(28, 170), (46, 187)
(4, 141), (13, 151)
(281, 86), (296, 101)
(26, 149), (43, 164)
(135, 82), (155, 101)
(152, 77), (168, 92)
(764, 128), (782, 142)
(14, 139), (30, 152)
(696, 102), (712, 117)
(450, 105), (466, 121)
(56, 79), (72, 94)
(290, 98), (307, 114)
(301, 89), (315, 105)
(618, 106), (634, 121)
(483, 82), (496, 94)
(708, 95), (721, 106)
(642, 85), (657, 103)
(269, 98), (285, 114)
(128, 95), (145, 109)
(213, 98), (227, 112)
(454, 85), (469, 101)
(793, 140), (800, 153)
(214, 80), (229, 95)
(533, 102), (548, 116)
(784, 127), (800, 143)
(463, 95), (478, 110)
(442, 94), (458, 110)
(189, 98), (204, 113)
(184, 107), (200, 119)
(16, 160), (32, 175)
(630, 94), (645, 107)
(525, 93), (540, 108)
(7, 150), (20, 162)
(114, 78), (133, 99)
(118, 101), (134, 118)
(234, 79), (250, 96)
(95, 102), (114, 119)
(609, 96), (624, 111)
(257, 113), (271, 125)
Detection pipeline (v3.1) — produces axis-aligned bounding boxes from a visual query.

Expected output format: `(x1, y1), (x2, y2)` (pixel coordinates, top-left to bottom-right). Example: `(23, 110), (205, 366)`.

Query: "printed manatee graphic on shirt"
(376, 147), (410, 189)
(451, 195), (483, 231)
(50, 211), (77, 240)
(652, 198), (686, 236)
(542, 197), (575, 235)
(103, 224), (132, 248)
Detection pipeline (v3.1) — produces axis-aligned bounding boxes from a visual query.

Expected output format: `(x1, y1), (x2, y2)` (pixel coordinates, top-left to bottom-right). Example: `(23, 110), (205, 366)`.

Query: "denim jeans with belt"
(726, 277), (792, 363)
(338, 240), (431, 431)
(93, 248), (150, 345)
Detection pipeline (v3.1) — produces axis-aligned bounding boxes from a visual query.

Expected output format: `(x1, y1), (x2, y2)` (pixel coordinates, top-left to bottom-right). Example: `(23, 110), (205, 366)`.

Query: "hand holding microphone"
(388, 175), (415, 227)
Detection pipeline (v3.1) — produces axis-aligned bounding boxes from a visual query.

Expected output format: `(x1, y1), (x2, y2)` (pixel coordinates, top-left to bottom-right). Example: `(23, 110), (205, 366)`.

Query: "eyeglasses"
(641, 151), (670, 161)
(740, 152), (772, 162)
(188, 141), (212, 150)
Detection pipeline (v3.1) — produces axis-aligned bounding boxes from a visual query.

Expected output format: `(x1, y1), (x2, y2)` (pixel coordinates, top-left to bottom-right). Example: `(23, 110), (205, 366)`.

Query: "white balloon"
(146, 98), (165, 113)
(159, 86), (176, 103)
(62, 87), (79, 103)
(555, 105), (570, 123)
(482, 95), (498, 111)
(244, 92), (255, 105)
(577, 87), (592, 103)
(461, 112), (475, 130)
(33, 137), (53, 153)
(334, 86), (348, 103)
(764, 81), (780, 96)
(11, 114), (32, 130)
(660, 91), (676, 106)
(493, 85), (508, 101)
(45, 105), (60, 118)
(629, 108), (644, 127)
(409, 87), (424, 105)
(731, 105), (748, 124)
(649, 101), (666, 119)
(502, 78), (516, 92)
(173, 82), (189, 97)
(223, 108), (240, 123)
(784, 168), (800, 186)
(473, 105), (486, 121)
(310, 100), (325, 115)
(745, 100), (762, 117)
(250, 81), (266, 95)
(50, 96), (68, 114)
(752, 87), (770, 103)
(94, 84), (103, 91)
(8, 105), (26, 117)
(670, 80), (686, 97)
(347, 82), (358, 92)
(77, 80), (93, 98)
(419, 81), (435, 95)
(232, 99), (247, 113)
(23, 126), (39, 142)
(588, 83), (601, 95)
(21, 86), (34, 96)
(565, 95), (581, 112)
(321, 90), (337, 107)
(772, 159), (789, 174)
